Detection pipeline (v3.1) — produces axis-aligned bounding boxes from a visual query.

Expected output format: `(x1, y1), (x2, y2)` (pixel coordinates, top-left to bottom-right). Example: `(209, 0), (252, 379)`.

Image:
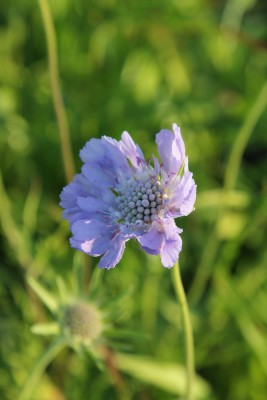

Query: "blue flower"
(60, 124), (196, 269)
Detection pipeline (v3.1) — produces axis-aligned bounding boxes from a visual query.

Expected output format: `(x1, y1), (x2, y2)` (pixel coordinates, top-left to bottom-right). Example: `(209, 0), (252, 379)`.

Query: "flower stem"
(37, 0), (75, 183)
(172, 261), (194, 400)
(18, 336), (66, 400)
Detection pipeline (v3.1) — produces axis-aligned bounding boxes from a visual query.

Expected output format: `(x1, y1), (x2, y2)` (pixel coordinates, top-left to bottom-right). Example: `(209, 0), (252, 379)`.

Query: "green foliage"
(1, 0), (267, 399)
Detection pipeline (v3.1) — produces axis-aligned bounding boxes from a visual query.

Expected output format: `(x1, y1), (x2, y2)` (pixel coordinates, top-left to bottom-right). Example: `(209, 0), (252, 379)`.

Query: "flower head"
(62, 301), (103, 346)
(60, 124), (196, 269)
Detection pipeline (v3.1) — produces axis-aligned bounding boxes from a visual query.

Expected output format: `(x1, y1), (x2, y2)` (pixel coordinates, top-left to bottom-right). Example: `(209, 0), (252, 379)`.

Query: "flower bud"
(62, 301), (102, 345)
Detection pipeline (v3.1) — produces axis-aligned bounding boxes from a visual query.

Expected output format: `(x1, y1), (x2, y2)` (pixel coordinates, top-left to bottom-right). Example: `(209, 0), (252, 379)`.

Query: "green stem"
(189, 80), (267, 304)
(37, 0), (75, 183)
(172, 261), (194, 400)
(18, 337), (66, 400)
(224, 79), (267, 191)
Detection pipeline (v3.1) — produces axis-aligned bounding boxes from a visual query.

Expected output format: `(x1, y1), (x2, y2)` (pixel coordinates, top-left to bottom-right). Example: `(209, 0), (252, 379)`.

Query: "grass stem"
(38, 0), (75, 182)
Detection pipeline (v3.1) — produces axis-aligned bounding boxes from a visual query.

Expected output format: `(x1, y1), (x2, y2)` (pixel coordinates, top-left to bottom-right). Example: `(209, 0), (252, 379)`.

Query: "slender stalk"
(189, 80), (267, 304)
(104, 347), (130, 400)
(38, 0), (75, 183)
(18, 336), (66, 400)
(172, 261), (194, 400)
(224, 79), (267, 191)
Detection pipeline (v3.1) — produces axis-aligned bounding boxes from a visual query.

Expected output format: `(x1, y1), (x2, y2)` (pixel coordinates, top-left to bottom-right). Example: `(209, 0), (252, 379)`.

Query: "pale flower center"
(115, 179), (166, 226)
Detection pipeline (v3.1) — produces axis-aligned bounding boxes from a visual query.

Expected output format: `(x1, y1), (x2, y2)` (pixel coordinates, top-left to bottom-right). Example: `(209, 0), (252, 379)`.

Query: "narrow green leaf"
(27, 276), (58, 313)
(31, 322), (60, 336)
(73, 252), (84, 297)
(88, 266), (103, 296)
(22, 180), (41, 234)
(105, 329), (150, 341)
(18, 337), (66, 400)
(55, 276), (68, 303)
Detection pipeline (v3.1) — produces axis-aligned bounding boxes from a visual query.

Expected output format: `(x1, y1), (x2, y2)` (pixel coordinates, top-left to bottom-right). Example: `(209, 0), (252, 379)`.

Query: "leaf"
(22, 180), (41, 234)
(73, 252), (84, 297)
(31, 322), (60, 336)
(105, 329), (150, 341)
(18, 337), (66, 400)
(55, 276), (69, 303)
(27, 276), (58, 313)
(115, 353), (212, 399)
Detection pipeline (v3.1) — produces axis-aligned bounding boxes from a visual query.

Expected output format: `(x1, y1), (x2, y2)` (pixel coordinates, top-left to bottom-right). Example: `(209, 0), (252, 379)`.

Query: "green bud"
(62, 301), (102, 345)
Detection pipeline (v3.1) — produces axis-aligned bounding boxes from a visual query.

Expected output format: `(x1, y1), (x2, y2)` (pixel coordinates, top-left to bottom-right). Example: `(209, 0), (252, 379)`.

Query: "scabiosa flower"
(60, 124), (196, 269)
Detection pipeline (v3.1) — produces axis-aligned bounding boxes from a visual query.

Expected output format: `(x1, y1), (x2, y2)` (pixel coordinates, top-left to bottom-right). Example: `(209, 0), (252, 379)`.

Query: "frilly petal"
(160, 220), (183, 268)
(168, 171), (196, 217)
(79, 138), (106, 164)
(137, 218), (183, 268)
(156, 123), (185, 175)
(60, 173), (91, 210)
(119, 131), (145, 170)
(71, 219), (108, 242)
(70, 219), (126, 269)
(98, 235), (127, 269)
(59, 173), (98, 223)
(71, 234), (110, 256)
(137, 223), (163, 255)
(180, 183), (196, 216)
(80, 136), (131, 181)
(82, 161), (117, 187)
(59, 172), (116, 225)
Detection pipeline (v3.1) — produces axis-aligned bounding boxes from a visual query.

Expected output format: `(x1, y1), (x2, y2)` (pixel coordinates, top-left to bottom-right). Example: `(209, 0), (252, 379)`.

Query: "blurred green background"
(1, 0), (267, 399)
